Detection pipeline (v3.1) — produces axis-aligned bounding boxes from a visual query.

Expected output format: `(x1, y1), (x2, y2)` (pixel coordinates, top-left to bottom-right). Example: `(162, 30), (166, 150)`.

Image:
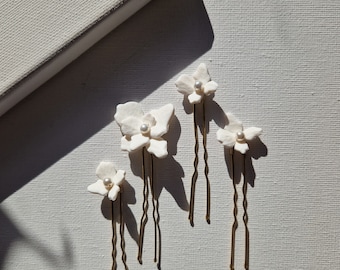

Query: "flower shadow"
(223, 135), (268, 187)
(190, 103), (268, 187)
(128, 114), (188, 210)
(156, 115), (188, 210)
(182, 94), (228, 135)
(126, 113), (186, 269)
(189, 99), (268, 186)
(101, 180), (139, 243)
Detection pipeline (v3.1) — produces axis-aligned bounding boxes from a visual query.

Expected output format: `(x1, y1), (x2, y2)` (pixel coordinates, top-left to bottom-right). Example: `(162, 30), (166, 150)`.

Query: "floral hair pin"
(114, 101), (174, 267)
(175, 63), (218, 226)
(87, 161), (128, 270)
(217, 113), (262, 270)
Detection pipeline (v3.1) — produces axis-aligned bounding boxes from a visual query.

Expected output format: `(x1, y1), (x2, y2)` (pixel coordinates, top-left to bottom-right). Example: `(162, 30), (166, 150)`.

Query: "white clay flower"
(114, 102), (174, 159)
(175, 63), (218, 104)
(216, 113), (262, 154)
(87, 161), (125, 201)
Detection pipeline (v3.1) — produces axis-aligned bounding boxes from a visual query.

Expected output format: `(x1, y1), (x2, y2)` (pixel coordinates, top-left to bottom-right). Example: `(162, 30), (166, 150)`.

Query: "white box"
(0, 0), (151, 116)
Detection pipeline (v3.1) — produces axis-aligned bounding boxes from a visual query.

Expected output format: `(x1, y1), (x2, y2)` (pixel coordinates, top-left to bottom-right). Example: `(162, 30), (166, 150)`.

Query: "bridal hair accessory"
(175, 63), (218, 226)
(87, 161), (128, 270)
(217, 113), (262, 270)
(114, 101), (174, 267)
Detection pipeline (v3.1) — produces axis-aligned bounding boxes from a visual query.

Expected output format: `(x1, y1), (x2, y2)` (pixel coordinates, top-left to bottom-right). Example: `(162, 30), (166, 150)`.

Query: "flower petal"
(120, 116), (143, 136)
(203, 80), (218, 95)
(175, 74), (195, 95)
(87, 180), (108, 196)
(149, 104), (174, 138)
(188, 92), (203, 104)
(216, 129), (236, 147)
(142, 113), (156, 127)
(112, 170), (125, 186)
(244, 127), (262, 140)
(234, 142), (249, 154)
(108, 185), (120, 201)
(130, 133), (149, 151)
(193, 63), (210, 84)
(121, 136), (131, 151)
(114, 102), (144, 126)
(96, 161), (117, 180)
(147, 139), (168, 158)
(225, 113), (243, 133)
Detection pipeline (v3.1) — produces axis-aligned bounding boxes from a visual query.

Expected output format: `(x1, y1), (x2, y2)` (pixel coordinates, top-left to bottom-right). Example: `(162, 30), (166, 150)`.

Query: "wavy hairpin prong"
(150, 153), (161, 268)
(217, 113), (262, 269)
(230, 148), (238, 270)
(138, 147), (149, 264)
(136, 148), (162, 267)
(114, 102), (174, 268)
(112, 207), (117, 270)
(202, 97), (211, 224)
(243, 152), (249, 270)
(119, 192), (128, 269)
(87, 162), (128, 270)
(176, 63), (218, 226)
(188, 104), (199, 226)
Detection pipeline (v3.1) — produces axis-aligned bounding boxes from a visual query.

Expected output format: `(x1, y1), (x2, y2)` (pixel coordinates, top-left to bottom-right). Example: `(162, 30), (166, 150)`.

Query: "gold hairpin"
(176, 63), (218, 226)
(217, 113), (262, 269)
(137, 147), (161, 267)
(114, 102), (174, 268)
(87, 162), (128, 270)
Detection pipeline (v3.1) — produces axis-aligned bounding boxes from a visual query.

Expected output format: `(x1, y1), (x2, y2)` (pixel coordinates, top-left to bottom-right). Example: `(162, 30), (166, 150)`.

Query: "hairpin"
(175, 63), (218, 226)
(217, 113), (262, 270)
(87, 161), (128, 270)
(114, 101), (174, 267)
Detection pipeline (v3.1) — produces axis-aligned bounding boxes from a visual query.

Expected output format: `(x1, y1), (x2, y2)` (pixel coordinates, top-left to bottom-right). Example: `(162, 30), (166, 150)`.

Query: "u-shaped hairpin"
(176, 63), (218, 226)
(114, 102), (174, 268)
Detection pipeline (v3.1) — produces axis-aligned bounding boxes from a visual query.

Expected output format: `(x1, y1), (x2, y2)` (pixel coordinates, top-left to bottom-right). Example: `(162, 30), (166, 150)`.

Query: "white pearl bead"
(194, 81), (202, 89)
(103, 178), (112, 187)
(237, 131), (244, 138)
(140, 123), (149, 133)
(236, 131), (245, 142)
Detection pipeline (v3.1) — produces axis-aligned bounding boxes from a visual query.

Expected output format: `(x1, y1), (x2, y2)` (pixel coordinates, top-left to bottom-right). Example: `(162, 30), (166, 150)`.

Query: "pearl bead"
(237, 131), (244, 138)
(103, 178), (112, 188)
(236, 131), (245, 142)
(140, 123), (149, 133)
(194, 81), (202, 90)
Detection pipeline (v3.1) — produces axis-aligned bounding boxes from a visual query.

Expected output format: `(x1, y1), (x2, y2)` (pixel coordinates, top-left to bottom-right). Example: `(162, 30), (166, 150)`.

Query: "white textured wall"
(1, 0), (339, 269)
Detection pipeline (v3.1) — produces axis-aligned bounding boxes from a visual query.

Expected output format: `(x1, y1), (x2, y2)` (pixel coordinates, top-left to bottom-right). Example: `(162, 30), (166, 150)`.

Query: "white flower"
(216, 113), (262, 154)
(114, 102), (174, 159)
(175, 63), (218, 104)
(87, 162), (125, 201)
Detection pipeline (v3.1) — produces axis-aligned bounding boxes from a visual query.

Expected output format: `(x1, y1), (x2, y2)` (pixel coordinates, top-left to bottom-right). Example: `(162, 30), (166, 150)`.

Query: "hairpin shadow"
(181, 93), (228, 225)
(224, 136), (267, 187)
(221, 115), (267, 269)
(101, 180), (138, 244)
(100, 180), (137, 269)
(128, 115), (187, 211)
(126, 113), (186, 268)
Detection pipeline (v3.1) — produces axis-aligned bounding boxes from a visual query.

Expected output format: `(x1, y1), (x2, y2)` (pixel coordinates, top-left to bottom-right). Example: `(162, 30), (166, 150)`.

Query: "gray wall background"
(1, 0), (339, 269)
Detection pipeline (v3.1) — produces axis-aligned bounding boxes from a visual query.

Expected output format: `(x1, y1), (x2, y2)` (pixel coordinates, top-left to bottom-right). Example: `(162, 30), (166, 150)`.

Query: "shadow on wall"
(128, 115), (188, 211)
(0, 208), (74, 269)
(0, 0), (214, 268)
(0, 0), (214, 202)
